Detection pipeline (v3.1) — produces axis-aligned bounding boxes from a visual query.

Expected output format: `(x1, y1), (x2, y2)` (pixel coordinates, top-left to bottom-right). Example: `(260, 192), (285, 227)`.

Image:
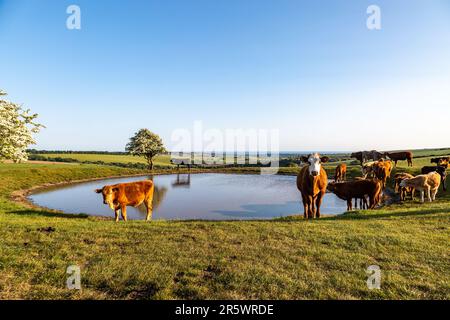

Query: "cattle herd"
(296, 152), (449, 219)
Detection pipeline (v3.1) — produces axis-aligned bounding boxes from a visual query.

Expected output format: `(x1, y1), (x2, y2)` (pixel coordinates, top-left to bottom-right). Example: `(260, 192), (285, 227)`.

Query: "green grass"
(0, 158), (449, 300)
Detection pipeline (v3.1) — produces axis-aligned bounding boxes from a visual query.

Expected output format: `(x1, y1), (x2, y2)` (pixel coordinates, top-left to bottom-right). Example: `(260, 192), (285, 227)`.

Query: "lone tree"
(0, 90), (44, 163)
(126, 129), (166, 170)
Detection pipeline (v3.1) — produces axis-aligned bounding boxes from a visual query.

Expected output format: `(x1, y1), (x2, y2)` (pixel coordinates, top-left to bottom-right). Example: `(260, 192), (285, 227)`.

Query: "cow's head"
(301, 153), (328, 177)
(327, 181), (338, 192)
(95, 185), (119, 210)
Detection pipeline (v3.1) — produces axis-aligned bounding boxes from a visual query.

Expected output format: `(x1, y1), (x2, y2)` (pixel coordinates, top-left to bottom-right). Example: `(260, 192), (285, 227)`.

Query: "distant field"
(37, 153), (173, 166)
(36, 148), (450, 168)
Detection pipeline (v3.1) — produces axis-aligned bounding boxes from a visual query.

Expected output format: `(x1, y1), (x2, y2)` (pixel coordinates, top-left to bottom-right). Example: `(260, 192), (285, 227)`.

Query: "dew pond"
(29, 173), (347, 220)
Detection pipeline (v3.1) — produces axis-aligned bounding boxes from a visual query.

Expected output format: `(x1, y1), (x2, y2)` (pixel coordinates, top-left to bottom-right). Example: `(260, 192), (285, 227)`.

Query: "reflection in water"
(29, 174), (348, 220)
(171, 173), (191, 188)
(136, 185), (167, 215)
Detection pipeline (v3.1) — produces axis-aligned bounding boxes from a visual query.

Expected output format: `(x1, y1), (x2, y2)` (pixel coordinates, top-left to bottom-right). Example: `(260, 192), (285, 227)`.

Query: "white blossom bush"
(0, 90), (44, 163)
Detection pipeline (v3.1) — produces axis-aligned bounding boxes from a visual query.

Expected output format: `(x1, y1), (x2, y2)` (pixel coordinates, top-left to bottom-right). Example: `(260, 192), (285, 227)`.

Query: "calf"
(421, 166), (447, 191)
(95, 180), (155, 222)
(400, 172), (441, 203)
(393, 173), (415, 201)
(334, 163), (347, 182)
(384, 151), (413, 167)
(327, 179), (382, 211)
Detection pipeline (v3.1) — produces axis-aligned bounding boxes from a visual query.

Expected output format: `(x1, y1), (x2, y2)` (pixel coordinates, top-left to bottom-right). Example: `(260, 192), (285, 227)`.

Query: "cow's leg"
(121, 204), (127, 221)
(426, 186), (431, 202)
(306, 196), (314, 219)
(145, 199), (153, 221)
(420, 190), (425, 203)
(368, 195), (375, 209)
(114, 208), (120, 222)
(315, 192), (324, 218)
(301, 194), (308, 219)
(310, 196), (316, 219)
(431, 188), (438, 201)
(346, 199), (352, 211)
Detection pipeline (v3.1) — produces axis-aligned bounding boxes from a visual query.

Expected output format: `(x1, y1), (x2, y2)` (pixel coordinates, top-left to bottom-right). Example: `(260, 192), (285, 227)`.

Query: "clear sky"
(1, 0), (449, 152)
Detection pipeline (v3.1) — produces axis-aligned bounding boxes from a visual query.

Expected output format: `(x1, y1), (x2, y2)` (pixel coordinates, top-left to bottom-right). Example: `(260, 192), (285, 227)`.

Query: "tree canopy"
(126, 129), (166, 170)
(0, 90), (44, 162)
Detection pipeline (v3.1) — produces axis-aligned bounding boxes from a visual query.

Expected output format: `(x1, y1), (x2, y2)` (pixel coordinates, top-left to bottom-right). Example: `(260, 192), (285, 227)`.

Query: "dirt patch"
(37, 226), (56, 234)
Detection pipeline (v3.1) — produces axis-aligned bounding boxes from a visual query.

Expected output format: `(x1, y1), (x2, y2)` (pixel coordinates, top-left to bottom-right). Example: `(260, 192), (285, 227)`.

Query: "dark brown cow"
(296, 153), (328, 219)
(373, 159), (393, 188)
(334, 163), (347, 183)
(327, 180), (382, 211)
(95, 180), (154, 222)
(384, 151), (413, 167)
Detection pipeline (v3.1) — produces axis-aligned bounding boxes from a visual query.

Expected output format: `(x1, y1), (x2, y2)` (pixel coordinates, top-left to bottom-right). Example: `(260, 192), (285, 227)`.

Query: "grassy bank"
(0, 162), (449, 299)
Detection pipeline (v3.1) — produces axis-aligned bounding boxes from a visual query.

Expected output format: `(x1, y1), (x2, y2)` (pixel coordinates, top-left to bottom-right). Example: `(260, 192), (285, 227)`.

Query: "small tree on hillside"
(0, 90), (44, 163)
(126, 129), (166, 170)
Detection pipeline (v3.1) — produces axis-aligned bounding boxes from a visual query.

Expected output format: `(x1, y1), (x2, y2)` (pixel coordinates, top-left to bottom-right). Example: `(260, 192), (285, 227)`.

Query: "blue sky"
(1, 0), (449, 151)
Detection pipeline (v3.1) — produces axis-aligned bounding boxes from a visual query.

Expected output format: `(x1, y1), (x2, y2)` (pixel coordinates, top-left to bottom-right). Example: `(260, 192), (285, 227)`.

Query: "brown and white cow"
(362, 161), (376, 179)
(400, 172), (441, 203)
(431, 157), (450, 167)
(95, 180), (155, 222)
(334, 163), (347, 183)
(384, 151), (413, 167)
(297, 153), (329, 219)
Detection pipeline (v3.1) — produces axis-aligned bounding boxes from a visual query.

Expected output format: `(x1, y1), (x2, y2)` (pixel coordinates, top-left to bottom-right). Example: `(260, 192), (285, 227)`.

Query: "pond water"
(28, 173), (347, 220)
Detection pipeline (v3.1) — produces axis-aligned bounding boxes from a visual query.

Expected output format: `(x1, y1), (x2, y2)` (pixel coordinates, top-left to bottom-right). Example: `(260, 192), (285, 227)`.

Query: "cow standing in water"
(296, 153), (329, 219)
(95, 180), (155, 222)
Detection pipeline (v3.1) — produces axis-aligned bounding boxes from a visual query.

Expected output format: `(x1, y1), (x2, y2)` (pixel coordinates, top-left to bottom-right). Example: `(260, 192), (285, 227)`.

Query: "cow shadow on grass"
(7, 208), (91, 220)
(323, 206), (449, 221)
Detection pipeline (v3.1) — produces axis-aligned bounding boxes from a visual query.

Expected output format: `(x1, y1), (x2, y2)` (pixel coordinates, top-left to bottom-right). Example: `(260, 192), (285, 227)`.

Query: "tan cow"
(95, 180), (155, 222)
(334, 163), (347, 182)
(400, 172), (441, 203)
(297, 153), (328, 219)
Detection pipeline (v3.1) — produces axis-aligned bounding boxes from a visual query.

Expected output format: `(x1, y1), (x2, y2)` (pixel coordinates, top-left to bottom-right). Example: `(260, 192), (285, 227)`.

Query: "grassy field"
(36, 153), (173, 166)
(0, 152), (449, 299)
